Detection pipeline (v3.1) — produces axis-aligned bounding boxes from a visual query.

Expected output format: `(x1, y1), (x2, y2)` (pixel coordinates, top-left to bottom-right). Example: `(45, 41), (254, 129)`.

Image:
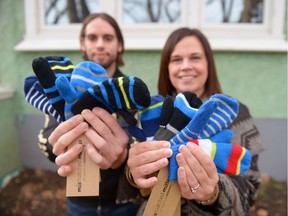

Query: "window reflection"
(122, 0), (181, 24)
(44, 0), (100, 25)
(205, 0), (264, 24)
(43, 0), (265, 25)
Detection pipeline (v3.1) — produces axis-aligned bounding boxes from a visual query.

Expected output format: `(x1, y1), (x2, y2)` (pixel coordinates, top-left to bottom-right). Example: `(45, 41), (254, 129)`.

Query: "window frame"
(15, 0), (287, 52)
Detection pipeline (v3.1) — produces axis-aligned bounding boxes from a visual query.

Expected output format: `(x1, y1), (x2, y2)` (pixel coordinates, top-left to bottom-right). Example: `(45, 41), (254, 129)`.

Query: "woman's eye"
(171, 58), (181, 63)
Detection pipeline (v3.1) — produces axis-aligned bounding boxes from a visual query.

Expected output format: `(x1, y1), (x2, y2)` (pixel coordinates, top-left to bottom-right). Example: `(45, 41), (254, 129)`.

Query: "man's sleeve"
(38, 114), (59, 162)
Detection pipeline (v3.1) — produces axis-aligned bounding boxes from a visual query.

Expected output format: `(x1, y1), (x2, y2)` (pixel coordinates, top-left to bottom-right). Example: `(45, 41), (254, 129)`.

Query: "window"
(15, 0), (287, 51)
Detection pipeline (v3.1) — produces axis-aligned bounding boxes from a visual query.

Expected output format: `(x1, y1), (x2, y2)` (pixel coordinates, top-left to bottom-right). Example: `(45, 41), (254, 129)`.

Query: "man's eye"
(104, 36), (113, 42)
(87, 35), (97, 41)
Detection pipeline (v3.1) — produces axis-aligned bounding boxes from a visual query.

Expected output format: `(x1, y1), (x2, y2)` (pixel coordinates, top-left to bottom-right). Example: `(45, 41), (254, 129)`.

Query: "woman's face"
(168, 36), (208, 98)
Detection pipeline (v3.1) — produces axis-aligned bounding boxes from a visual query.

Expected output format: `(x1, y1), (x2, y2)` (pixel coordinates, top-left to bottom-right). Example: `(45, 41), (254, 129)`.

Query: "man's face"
(80, 18), (123, 76)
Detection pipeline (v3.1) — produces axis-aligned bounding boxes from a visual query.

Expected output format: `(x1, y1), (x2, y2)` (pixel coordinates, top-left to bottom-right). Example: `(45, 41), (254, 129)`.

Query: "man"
(38, 13), (141, 216)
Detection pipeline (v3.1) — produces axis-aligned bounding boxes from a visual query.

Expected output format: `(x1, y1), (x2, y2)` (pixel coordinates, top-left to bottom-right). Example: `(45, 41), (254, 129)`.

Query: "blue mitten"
(201, 94), (239, 138)
(154, 92), (202, 141)
(210, 129), (234, 143)
(170, 94), (239, 145)
(168, 139), (252, 181)
(31, 56), (75, 121)
(24, 76), (62, 122)
(71, 76), (151, 126)
(169, 99), (217, 145)
(56, 61), (107, 119)
(128, 95), (164, 141)
(168, 94), (239, 180)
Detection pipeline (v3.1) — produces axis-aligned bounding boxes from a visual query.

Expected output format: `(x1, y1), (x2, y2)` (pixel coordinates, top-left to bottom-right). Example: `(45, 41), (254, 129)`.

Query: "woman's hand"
(128, 140), (172, 188)
(81, 108), (129, 169)
(176, 142), (219, 201)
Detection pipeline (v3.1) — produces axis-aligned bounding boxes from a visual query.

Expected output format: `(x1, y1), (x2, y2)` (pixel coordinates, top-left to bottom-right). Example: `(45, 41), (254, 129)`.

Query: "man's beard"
(97, 58), (114, 70)
(83, 53), (117, 71)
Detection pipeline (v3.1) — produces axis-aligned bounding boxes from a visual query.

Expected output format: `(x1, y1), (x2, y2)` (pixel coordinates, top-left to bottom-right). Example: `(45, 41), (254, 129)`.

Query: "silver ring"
(191, 183), (200, 193)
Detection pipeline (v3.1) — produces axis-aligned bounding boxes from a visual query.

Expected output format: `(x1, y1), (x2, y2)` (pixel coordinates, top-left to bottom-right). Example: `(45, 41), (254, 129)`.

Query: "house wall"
(0, 0), (287, 180)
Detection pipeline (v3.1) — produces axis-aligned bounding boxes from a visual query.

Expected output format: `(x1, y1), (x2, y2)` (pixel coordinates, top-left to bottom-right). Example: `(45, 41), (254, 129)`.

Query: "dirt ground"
(0, 168), (287, 216)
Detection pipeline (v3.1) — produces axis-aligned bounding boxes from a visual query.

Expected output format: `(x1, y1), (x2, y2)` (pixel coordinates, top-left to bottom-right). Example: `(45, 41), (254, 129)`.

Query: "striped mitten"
(24, 76), (62, 122)
(190, 139), (252, 175)
(128, 95), (164, 141)
(210, 129), (234, 143)
(168, 139), (252, 181)
(168, 94), (238, 180)
(168, 129), (235, 181)
(168, 94), (239, 180)
(169, 94), (239, 145)
(32, 56), (75, 121)
(154, 92), (202, 141)
(55, 61), (107, 119)
(199, 94), (239, 138)
(71, 76), (151, 125)
(47, 56), (74, 78)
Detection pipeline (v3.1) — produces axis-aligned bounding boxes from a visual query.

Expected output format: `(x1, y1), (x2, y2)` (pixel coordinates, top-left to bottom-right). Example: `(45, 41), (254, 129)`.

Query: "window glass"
(44, 0), (100, 25)
(122, 0), (181, 24)
(204, 0), (264, 24)
(15, 0), (286, 51)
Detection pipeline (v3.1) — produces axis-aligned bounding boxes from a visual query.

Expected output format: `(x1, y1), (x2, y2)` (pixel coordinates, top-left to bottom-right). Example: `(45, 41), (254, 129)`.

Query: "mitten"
(24, 76), (62, 122)
(168, 139), (252, 181)
(55, 61), (107, 119)
(31, 56), (75, 121)
(128, 95), (164, 141)
(164, 92), (202, 138)
(72, 76), (151, 125)
(170, 94), (239, 145)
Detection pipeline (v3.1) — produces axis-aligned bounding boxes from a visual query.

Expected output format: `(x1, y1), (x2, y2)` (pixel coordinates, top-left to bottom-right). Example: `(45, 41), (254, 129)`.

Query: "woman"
(127, 28), (264, 215)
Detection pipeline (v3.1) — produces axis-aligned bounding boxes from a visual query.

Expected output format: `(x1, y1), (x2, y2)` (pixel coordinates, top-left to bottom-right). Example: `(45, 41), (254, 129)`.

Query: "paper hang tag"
(143, 167), (181, 216)
(66, 134), (100, 197)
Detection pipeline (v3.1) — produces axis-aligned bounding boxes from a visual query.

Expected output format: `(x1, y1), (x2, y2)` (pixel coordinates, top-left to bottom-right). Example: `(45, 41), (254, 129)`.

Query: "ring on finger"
(191, 183), (200, 193)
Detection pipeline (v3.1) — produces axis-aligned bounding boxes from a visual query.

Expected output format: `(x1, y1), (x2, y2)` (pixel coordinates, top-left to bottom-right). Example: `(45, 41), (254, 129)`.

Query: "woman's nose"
(181, 59), (193, 70)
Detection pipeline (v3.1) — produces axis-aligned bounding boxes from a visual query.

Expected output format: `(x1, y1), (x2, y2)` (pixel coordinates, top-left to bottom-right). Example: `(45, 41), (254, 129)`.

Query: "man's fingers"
(48, 115), (84, 144)
(55, 144), (83, 166)
(57, 165), (72, 177)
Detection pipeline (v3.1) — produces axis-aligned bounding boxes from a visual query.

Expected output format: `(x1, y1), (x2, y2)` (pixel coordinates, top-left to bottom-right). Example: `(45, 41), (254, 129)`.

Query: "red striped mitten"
(169, 139), (252, 181)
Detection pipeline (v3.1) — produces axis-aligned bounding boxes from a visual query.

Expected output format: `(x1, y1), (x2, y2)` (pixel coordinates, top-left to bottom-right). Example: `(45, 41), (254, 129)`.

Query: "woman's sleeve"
(228, 102), (264, 206)
(38, 114), (59, 162)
